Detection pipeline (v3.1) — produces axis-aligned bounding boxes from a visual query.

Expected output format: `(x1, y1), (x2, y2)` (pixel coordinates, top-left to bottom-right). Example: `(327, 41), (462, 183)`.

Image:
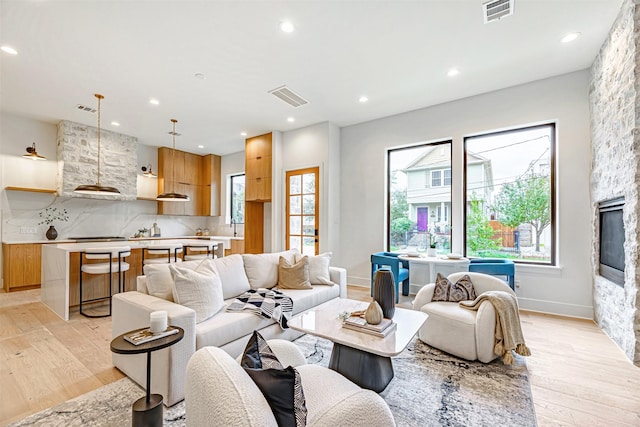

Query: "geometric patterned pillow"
(431, 273), (477, 302)
(241, 331), (307, 427)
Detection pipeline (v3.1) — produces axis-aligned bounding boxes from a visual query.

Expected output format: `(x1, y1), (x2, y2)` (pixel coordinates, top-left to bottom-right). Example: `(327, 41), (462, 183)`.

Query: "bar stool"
(142, 242), (183, 265)
(79, 246), (131, 318)
(183, 242), (218, 261)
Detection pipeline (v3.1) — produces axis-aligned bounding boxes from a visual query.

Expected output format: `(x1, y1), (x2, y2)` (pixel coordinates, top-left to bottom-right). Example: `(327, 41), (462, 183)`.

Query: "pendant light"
(74, 94), (121, 195)
(156, 119), (189, 201)
(23, 142), (46, 160)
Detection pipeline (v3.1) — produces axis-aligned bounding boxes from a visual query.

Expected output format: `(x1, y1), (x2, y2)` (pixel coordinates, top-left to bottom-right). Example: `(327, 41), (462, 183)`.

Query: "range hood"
(56, 120), (138, 200)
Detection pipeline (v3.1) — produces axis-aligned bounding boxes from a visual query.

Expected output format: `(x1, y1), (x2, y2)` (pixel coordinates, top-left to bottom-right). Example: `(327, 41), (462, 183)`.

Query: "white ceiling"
(0, 0), (624, 156)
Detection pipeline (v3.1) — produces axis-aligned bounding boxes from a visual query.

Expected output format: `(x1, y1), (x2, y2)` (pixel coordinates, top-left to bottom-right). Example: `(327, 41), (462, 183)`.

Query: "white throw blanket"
(226, 288), (293, 329)
(459, 290), (531, 364)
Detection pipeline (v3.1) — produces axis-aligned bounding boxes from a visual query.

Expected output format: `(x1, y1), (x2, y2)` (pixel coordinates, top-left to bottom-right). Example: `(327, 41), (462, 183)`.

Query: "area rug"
(8, 336), (536, 427)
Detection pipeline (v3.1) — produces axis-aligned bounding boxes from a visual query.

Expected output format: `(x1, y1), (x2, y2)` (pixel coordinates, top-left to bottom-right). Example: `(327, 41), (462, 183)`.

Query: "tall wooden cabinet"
(245, 133), (272, 253)
(157, 147), (221, 216)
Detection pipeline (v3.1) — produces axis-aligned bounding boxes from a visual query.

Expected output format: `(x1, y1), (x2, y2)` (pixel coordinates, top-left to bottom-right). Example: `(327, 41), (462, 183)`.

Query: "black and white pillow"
(241, 331), (307, 427)
(432, 273), (477, 302)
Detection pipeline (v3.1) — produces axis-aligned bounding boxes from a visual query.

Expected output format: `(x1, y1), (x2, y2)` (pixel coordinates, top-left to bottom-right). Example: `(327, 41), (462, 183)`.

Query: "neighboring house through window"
(387, 140), (452, 253)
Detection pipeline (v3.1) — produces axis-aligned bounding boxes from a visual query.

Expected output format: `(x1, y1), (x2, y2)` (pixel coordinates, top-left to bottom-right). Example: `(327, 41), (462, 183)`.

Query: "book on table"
(342, 317), (396, 337)
(124, 326), (179, 346)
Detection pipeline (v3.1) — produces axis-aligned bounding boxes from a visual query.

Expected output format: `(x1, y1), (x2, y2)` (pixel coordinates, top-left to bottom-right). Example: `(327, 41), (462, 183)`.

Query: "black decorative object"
(373, 269), (395, 319)
(46, 225), (58, 240)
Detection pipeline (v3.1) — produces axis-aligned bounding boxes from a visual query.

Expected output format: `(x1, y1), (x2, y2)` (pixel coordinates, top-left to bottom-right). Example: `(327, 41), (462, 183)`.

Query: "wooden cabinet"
(245, 133), (272, 202)
(245, 132), (272, 253)
(224, 239), (245, 256)
(201, 154), (221, 217)
(157, 148), (221, 216)
(3, 243), (41, 291)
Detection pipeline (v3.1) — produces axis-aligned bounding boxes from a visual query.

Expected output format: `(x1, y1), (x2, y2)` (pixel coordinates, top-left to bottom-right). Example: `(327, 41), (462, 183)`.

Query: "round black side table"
(110, 326), (184, 427)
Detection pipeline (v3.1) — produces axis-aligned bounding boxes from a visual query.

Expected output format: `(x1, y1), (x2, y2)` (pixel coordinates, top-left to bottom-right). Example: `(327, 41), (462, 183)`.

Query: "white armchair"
(185, 339), (396, 427)
(412, 272), (517, 363)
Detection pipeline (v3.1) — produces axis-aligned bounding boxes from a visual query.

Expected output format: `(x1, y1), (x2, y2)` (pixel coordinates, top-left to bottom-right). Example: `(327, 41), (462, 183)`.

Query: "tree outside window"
(230, 174), (245, 223)
(464, 123), (555, 264)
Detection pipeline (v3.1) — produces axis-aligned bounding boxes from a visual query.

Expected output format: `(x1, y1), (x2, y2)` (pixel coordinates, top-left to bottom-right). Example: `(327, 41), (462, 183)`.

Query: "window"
(431, 170), (442, 187)
(230, 174), (245, 223)
(464, 123), (555, 265)
(430, 169), (451, 187)
(387, 141), (452, 253)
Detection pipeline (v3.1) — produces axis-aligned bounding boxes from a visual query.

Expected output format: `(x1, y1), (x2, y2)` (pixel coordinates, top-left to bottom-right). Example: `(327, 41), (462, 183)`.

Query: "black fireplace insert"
(599, 197), (625, 287)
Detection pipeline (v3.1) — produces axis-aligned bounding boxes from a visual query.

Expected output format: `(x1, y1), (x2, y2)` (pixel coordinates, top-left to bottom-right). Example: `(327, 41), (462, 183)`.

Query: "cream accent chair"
(185, 339), (396, 427)
(412, 271), (517, 363)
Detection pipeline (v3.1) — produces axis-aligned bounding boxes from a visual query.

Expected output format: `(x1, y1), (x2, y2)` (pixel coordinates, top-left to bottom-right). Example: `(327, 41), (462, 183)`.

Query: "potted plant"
(38, 207), (69, 240)
(427, 232), (437, 257)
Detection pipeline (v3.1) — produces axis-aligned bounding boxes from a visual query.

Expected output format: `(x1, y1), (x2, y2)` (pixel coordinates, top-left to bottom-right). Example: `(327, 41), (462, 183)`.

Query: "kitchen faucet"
(230, 217), (238, 237)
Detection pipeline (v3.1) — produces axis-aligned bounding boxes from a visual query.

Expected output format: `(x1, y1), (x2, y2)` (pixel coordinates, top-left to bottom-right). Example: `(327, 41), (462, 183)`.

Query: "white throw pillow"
(212, 254), (251, 300)
(169, 260), (224, 324)
(242, 249), (298, 290)
(295, 252), (334, 285)
(144, 260), (203, 301)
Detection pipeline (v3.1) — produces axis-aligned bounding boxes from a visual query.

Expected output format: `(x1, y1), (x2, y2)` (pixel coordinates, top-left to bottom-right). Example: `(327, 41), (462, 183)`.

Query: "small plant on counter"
(38, 207), (69, 225)
(134, 228), (149, 238)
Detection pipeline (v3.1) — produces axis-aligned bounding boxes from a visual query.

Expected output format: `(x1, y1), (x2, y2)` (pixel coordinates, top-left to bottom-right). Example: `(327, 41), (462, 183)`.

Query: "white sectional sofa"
(112, 250), (347, 406)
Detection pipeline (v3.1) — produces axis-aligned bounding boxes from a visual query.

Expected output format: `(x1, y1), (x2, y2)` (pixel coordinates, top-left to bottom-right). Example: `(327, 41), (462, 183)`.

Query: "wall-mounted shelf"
(136, 196), (157, 201)
(5, 186), (57, 194)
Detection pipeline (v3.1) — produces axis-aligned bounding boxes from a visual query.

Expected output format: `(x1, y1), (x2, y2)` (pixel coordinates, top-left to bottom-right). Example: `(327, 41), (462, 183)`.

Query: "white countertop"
(2, 235), (244, 245)
(45, 238), (223, 252)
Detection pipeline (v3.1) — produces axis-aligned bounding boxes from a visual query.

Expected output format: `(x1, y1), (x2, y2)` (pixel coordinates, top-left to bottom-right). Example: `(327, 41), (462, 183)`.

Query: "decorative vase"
(427, 247), (437, 257)
(46, 225), (58, 241)
(373, 269), (395, 319)
(365, 300), (383, 325)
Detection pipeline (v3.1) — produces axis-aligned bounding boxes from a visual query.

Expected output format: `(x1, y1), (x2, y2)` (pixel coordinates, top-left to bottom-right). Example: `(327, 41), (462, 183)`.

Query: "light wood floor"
(1, 287), (639, 426)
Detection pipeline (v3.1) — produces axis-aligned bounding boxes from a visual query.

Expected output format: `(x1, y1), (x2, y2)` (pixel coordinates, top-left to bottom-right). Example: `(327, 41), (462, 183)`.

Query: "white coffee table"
(288, 298), (427, 392)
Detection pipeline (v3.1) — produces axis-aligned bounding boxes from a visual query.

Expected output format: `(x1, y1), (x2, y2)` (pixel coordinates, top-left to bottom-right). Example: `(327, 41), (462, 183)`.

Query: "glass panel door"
(286, 167), (319, 255)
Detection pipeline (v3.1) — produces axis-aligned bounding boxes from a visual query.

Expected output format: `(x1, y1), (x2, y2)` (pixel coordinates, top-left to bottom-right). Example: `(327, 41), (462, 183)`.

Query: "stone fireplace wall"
(590, 0), (640, 366)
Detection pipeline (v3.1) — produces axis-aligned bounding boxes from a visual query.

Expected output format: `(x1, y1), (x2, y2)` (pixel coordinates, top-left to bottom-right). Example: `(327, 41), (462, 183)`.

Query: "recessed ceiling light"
(241, 132), (247, 136)
(359, 96), (369, 103)
(111, 121), (120, 126)
(198, 145), (204, 149)
(149, 98), (160, 105)
(280, 21), (295, 33)
(194, 73), (206, 80)
(1, 45), (17, 55)
(287, 117), (295, 123)
(447, 68), (460, 77)
(561, 32), (580, 43)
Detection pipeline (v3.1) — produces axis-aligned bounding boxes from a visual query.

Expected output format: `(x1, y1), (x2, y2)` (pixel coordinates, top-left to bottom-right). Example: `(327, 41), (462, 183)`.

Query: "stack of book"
(342, 316), (397, 337)
(124, 326), (180, 346)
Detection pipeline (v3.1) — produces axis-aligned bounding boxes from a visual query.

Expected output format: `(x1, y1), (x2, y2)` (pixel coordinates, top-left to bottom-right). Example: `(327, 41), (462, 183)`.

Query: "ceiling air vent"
(483, 0), (514, 23)
(268, 85), (309, 108)
(75, 104), (97, 113)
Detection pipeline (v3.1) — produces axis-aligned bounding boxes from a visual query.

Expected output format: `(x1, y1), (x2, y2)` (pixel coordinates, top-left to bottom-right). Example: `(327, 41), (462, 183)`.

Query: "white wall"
(340, 70), (594, 318)
(277, 122), (341, 257)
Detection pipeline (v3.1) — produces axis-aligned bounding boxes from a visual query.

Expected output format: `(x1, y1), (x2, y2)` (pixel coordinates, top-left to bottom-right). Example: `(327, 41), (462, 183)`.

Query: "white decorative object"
(427, 248), (437, 257)
(150, 310), (168, 334)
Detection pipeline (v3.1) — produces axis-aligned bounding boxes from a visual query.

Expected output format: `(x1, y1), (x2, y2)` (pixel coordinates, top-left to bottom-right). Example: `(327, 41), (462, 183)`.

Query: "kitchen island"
(41, 239), (222, 321)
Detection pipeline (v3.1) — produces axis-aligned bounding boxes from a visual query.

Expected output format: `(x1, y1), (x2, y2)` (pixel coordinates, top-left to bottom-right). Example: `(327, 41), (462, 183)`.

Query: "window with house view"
(230, 174), (245, 223)
(387, 141), (452, 253)
(464, 123), (555, 265)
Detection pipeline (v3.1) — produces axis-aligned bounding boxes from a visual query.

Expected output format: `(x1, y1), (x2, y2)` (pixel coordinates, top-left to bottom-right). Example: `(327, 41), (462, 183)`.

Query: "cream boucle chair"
(185, 339), (396, 427)
(412, 271), (516, 363)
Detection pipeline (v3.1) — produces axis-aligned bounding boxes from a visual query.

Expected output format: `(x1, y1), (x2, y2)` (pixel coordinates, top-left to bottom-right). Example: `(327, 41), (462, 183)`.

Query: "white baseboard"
(517, 297), (593, 319)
